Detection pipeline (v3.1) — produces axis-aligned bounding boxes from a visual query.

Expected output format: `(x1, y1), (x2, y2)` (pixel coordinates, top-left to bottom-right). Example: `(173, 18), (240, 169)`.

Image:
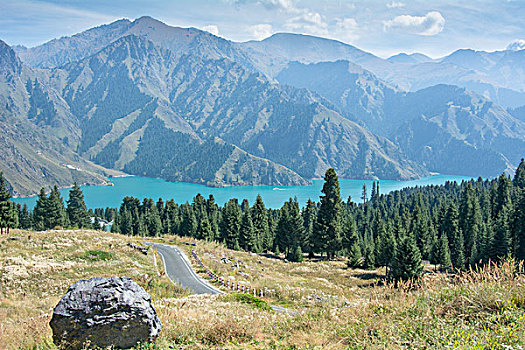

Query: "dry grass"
(0, 230), (183, 349)
(1, 231), (525, 349)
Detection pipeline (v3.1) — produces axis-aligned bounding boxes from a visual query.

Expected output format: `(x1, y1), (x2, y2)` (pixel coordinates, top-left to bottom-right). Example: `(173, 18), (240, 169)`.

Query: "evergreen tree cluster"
(1, 179), (93, 232)
(3, 158), (525, 282)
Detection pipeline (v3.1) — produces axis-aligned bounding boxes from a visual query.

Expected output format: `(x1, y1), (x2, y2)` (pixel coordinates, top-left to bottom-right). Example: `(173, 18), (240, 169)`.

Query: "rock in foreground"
(50, 276), (162, 349)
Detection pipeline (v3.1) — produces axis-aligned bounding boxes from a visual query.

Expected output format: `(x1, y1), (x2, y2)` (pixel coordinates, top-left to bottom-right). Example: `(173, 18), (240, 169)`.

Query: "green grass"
(82, 250), (114, 261)
(227, 293), (272, 311)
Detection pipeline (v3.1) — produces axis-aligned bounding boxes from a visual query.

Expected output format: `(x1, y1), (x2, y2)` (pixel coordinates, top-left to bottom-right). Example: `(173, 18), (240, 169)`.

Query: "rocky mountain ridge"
(2, 17), (524, 196)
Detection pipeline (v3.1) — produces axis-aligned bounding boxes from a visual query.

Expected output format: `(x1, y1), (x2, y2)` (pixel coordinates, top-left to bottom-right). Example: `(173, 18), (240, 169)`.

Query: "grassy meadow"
(1, 230), (524, 349)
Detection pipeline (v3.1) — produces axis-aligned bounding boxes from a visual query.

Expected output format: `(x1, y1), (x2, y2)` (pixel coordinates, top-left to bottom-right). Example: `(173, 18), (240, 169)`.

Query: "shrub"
(228, 292), (272, 311)
(82, 250), (113, 261)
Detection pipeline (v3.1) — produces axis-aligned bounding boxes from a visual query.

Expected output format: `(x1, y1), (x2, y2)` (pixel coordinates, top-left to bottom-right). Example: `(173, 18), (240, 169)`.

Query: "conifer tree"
(180, 203), (197, 237)
(148, 208), (163, 236)
(376, 224), (396, 276)
(494, 173), (513, 219)
(220, 199), (241, 250)
(239, 208), (257, 251)
(66, 183), (90, 228)
(344, 215), (362, 267)
(137, 214), (148, 236)
(315, 168), (343, 259)
(19, 204), (32, 230)
(412, 206), (431, 259)
(196, 214), (214, 241)
(512, 190), (525, 260)
(251, 194), (269, 252)
(302, 199), (317, 257)
(0, 172), (12, 234)
(513, 158), (525, 189)
(119, 208), (133, 235)
(390, 236), (423, 282)
(491, 205), (511, 261)
(443, 203), (464, 268)
(430, 232), (451, 271)
(274, 199), (304, 259)
(459, 183), (482, 265)
(451, 230), (465, 270)
(362, 229), (376, 269)
(46, 185), (67, 229)
(110, 213), (119, 233)
(7, 202), (19, 233)
(290, 245), (303, 262)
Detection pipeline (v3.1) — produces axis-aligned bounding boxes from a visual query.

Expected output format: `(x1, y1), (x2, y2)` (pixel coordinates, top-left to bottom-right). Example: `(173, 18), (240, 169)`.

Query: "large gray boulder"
(50, 276), (162, 349)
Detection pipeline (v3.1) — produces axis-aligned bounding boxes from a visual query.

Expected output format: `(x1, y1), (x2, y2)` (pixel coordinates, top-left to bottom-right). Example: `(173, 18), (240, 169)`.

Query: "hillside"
(0, 40), (121, 196)
(241, 33), (525, 108)
(278, 61), (525, 177)
(1, 230), (524, 349)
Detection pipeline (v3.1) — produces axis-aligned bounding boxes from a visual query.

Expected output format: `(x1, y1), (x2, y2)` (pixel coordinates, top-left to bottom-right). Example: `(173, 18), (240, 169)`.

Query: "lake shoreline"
(12, 174), (475, 210)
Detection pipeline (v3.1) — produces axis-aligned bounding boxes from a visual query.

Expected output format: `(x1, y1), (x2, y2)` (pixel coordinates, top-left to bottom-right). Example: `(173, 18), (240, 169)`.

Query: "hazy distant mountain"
(391, 85), (525, 176)
(387, 53), (434, 64)
(239, 32), (390, 78)
(508, 105), (525, 122)
(241, 33), (525, 108)
(278, 61), (525, 177)
(277, 60), (398, 134)
(16, 17), (525, 108)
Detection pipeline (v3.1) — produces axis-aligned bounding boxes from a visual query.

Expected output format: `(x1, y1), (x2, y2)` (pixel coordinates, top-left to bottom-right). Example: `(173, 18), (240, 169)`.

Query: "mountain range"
(2, 16), (524, 196)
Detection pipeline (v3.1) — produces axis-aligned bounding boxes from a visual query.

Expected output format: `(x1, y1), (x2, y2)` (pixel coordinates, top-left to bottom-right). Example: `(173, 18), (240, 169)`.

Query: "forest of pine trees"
(2, 158), (525, 282)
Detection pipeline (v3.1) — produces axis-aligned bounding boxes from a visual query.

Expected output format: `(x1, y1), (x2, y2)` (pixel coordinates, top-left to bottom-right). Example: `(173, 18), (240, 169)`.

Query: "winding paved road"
(147, 242), (297, 315)
(148, 243), (223, 295)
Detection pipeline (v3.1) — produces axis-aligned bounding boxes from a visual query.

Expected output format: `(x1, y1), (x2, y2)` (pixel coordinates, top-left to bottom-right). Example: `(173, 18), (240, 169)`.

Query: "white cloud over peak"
(384, 11), (445, 36)
(226, 0), (298, 12)
(507, 39), (525, 51)
(334, 17), (359, 42)
(387, 2), (405, 8)
(284, 11), (328, 35)
(260, 0), (297, 12)
(248, 24), (274, 40)
(201, 25), (219, 36)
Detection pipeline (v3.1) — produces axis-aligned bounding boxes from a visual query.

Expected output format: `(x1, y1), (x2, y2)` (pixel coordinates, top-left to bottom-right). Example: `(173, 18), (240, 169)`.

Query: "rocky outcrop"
(50, 276), (162, 349)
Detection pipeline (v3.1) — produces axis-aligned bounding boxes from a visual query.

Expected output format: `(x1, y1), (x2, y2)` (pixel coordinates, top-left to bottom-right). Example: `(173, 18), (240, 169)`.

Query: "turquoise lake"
(13, 174), (473, 209)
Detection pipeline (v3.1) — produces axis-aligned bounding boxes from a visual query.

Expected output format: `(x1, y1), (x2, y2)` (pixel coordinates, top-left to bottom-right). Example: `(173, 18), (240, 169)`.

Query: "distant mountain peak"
(387, 52), (434, 64)
(0, 40), (22, 76)
(507, 39), (525, 51)
(132, 15), (170, 29)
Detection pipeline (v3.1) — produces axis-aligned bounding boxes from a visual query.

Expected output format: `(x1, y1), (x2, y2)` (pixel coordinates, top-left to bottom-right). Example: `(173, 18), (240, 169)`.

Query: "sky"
(1, 0), (524, 58)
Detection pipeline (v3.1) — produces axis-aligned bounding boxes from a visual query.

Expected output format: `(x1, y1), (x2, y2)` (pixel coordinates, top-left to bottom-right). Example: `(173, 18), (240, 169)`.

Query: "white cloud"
(507, 39), (525, 51)
(248, 24), (274, 40)
(387, 2), (405, 8)
(225, 0), (298, 12)
(202, 25), (219, 36)
(284, 11), (328, 35)
(334, 18), (359, 42)
(259, 0), (297, 12)
(383, 11), (445, 36)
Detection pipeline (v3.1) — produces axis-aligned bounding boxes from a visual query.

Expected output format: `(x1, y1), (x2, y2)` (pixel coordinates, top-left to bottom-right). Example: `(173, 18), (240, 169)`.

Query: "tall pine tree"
(314, 168), (343, 259)
(66, 183), (90, 228)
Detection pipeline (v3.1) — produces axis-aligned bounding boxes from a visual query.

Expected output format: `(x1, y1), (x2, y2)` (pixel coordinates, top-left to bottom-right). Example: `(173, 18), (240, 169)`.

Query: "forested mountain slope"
(277, 61), (525, 177)
(0, 40), (120, 196)
(2, 16), (525, 195)
(52, 34), (424, 182)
